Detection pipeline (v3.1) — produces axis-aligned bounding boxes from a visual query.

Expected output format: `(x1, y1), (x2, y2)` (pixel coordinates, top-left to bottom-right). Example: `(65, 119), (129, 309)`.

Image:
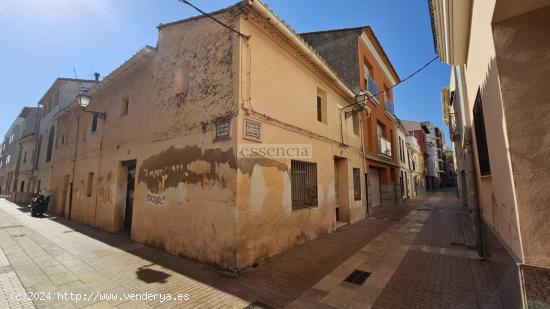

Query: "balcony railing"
(385, 96), (395, 115)
(366, 75), (379, 95)
(378, 135), (392, 158)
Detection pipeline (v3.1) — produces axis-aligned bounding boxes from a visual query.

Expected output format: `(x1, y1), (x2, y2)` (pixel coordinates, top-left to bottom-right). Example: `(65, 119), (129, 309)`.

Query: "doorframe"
(121, 159), (137, 233)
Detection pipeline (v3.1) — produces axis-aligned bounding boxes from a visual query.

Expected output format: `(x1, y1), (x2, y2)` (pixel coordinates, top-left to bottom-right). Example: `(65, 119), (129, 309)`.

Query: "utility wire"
(176, 0), (250, 39)
(343, 55), (439, 111)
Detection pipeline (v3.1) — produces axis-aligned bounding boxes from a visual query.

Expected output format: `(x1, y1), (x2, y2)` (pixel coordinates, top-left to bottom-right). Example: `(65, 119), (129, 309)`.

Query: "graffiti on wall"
(145, 193), (166, 206)
(98, 187), (112, 203)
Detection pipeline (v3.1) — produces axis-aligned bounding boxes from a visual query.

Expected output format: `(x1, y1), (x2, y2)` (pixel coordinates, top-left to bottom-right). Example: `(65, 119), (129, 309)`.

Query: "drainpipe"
(69, 108), (81, 220)
(464, 127), (484, 257)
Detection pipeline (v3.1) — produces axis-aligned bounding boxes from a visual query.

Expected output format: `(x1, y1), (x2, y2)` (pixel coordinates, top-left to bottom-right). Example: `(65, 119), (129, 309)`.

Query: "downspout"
(69, 108), (80, 220)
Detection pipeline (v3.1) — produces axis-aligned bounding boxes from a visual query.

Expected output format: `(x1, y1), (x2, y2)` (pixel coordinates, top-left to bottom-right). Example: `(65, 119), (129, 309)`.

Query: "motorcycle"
(30, 191), (50, 217)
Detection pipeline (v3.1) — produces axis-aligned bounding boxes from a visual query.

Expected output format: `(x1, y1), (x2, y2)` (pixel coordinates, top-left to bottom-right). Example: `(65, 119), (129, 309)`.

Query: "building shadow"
(42, 204), (415, 308)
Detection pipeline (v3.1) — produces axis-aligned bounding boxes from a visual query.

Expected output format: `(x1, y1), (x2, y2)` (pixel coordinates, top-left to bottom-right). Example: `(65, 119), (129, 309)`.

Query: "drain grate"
(243, 301), (274, 309)
(12, 234), (26, 238)
(62, 230), (75, 234)
(344, 269), (371, 285)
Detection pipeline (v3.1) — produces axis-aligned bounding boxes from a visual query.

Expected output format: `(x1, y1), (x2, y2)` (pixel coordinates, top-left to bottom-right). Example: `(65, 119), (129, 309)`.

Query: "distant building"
(12, 107), (41, 204)
(0, 116), (24, 196)
(302, 26), (402, 212)
(34, 78), (97, 199)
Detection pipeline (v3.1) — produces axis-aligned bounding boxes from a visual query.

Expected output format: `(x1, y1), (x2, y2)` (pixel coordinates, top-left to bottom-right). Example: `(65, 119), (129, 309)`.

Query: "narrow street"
(0, 190), (501, 309)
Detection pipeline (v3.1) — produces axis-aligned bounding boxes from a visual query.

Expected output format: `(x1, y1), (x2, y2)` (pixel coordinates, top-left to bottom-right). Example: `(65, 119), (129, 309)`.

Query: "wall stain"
(138, 145), (236, 193)
(238, 158), (288, 176)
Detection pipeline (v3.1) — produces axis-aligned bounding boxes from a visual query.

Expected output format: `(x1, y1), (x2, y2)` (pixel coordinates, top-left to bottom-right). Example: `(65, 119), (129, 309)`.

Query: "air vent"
(344, 269), (371, 285)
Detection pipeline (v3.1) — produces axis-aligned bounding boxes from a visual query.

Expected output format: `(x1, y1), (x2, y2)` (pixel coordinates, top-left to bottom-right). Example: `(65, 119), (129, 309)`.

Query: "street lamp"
(76, 90), (106, 119)
(345, 91), (371, 118)
(76, 90), (92, 108)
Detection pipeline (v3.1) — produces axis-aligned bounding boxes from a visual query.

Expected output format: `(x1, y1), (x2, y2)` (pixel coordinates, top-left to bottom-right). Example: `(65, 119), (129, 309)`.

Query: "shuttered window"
(473, 90), (491, 176)
(291, 160), (318, 210)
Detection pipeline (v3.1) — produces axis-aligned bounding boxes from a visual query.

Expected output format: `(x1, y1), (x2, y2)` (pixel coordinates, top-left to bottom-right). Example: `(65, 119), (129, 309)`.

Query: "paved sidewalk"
(372, 190), (502, 309)
(0, 189), (501, 309)
(0, 198), (412, 308)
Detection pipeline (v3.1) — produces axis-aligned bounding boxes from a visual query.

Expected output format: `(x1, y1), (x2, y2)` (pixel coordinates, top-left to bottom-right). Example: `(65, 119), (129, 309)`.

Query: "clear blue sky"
(0, 0), (450, 142)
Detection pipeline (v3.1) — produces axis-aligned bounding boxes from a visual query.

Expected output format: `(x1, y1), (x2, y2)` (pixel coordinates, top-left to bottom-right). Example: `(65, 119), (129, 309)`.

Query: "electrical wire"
(339, 55), (439, 143)
(177, 0), (250, 39)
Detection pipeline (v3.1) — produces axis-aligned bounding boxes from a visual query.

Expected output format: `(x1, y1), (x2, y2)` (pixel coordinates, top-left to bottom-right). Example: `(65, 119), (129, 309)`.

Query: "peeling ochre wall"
(493, 6), (550, 268)
(234, 16), (365, 269)
(65, 12), (240, 269)
(465, 0), (522, 260)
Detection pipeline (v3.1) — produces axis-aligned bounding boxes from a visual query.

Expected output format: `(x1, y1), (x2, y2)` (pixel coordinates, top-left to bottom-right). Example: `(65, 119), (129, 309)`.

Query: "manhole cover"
(344, 269), (371, 285)
(243, 301), (274, 309)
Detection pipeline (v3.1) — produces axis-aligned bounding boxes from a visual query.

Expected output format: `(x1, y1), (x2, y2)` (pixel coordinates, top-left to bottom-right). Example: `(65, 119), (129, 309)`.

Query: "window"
(6, 154), (10, 164)
(20, 181), (25, 192)
(352, 112), (360, 136)
(46, 126), (55, 162)
(353, 168), (361, 201)
(37, 180), (41, 193)
(120, 97), (129, 116)
(473, 90), (491, 176)
(86, 172), (94, 197)
(291, 160), (318, 210)
(23, 151), (27, 164)
(316, 88), (327, 124)
(91, 114), (98, 132)
(317, 96), (322, 122)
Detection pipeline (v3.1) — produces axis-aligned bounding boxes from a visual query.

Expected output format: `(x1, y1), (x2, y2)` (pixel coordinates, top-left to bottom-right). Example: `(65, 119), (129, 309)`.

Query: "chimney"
(94, 72), (100, 81)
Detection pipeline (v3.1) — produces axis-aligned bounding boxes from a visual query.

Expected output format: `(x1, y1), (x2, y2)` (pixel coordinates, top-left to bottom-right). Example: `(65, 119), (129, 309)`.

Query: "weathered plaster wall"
(493, 6), (550, 268)
(67, 11), (241, 269)
(35, 80), (96, 202)
(301, 29), (361, 93)
(234, 16), (365, 269)
(464, 0), (522, 260)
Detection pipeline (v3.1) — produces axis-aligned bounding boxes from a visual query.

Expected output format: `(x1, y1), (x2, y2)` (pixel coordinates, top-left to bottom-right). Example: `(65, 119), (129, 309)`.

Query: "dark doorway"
(123, 160), (136, 232)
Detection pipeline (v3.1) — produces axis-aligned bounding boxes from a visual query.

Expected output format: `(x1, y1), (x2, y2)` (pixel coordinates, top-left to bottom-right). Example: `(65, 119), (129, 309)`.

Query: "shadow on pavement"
(33, 201), (418, 307)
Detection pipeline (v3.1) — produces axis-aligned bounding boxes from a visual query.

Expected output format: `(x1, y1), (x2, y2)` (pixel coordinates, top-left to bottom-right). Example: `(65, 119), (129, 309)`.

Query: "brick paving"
(0, 198), (412, 308)
(0, 190), (503, 309)
(372, 189), (502, 309)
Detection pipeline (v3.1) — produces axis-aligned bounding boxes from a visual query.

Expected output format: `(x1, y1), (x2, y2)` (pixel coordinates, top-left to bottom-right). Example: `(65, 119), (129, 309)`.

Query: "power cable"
(176, 0), (250, 39)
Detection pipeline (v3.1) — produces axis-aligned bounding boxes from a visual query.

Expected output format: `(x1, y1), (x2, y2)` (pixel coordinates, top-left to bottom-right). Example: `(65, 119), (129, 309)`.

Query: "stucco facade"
(302, 26), (402, 212)
(34, 78), (97, 199)
(430, 0), (550, 307)
(49, 1), (366, 271)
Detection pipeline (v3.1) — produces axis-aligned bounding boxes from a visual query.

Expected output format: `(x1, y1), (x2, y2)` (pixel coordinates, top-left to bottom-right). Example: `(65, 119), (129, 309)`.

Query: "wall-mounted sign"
(215, 119), (230, 139)
(244, 119), (261, 141)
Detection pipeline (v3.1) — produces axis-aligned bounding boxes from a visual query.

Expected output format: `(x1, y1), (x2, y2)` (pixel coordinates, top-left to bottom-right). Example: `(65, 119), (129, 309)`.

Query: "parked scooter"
(30, 191), (50, 217)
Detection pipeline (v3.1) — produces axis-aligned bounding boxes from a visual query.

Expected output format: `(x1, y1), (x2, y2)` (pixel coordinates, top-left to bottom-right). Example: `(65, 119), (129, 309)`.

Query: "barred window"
(291, 160), (318, 210)
(353, 168), (361, 201)
(473, 90), (491, 176)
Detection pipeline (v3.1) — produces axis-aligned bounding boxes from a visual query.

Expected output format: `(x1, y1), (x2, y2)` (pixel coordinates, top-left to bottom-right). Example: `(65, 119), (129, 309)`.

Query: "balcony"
(377, 135), (392, 159)
(385, 97), (395, 115)
(365, 75), (379, 96)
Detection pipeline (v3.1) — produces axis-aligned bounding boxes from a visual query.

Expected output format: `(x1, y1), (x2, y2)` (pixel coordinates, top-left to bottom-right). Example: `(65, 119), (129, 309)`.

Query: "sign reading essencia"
(238, 144), (312, 159)
(145, 193), (166, 206)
